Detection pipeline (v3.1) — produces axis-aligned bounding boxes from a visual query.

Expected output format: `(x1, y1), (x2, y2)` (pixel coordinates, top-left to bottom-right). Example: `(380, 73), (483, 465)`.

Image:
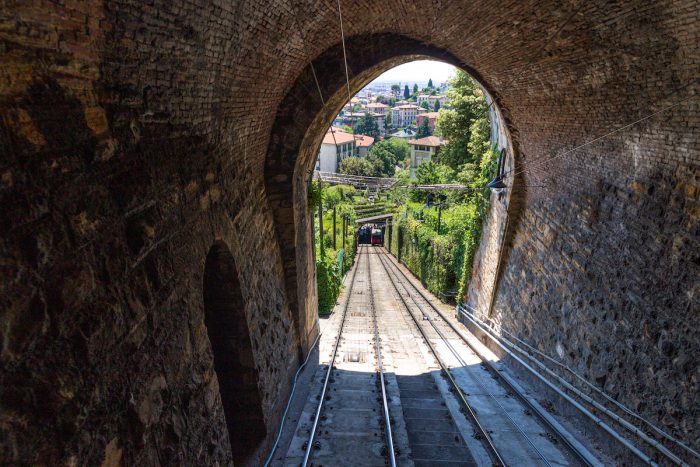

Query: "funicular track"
(299, 246), (396, 467)
(374, 248), (601, 467)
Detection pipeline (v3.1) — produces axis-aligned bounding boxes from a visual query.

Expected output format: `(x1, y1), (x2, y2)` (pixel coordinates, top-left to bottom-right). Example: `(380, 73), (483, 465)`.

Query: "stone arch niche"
(202, 241), (266, 466)
(264, 33), (517, 357)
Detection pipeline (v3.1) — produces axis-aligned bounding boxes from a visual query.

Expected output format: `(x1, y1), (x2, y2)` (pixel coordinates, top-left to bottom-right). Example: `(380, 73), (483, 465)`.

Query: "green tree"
(323, 186), (342, 211)
(354, 113), (380, 139)
(410, 162), (455, 201)
(391, 84), (401, 94)
(403, 85), (410, 99)
(389, 96), (397, 107)
(413, 83), (419, 95)
(366, 138), (410, 177)
(428, 78), (434, 88)
(435, 70), (487, 170)
(434, 100), (441, 111)
(419, 163), (453, 190)
(384, 137), (410, 164)
(416, 118), (431, 138)
(385, 112), (392, 128)
(340, 125), (353, 133)
(339, 156), (375, 176)
(420, 101), (431, 110)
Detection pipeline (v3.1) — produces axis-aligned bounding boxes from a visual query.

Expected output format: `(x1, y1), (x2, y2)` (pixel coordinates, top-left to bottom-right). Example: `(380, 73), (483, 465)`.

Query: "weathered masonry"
(0, 1), (698, 464)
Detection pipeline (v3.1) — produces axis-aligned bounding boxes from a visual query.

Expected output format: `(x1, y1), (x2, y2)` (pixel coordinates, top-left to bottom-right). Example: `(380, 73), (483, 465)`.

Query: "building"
(315, 128), (357, 173)
(428, 95), (447, 108)
(365, 102), (389, 115)
(417, 94), (447, 109)
(408, 136), (445, 177)
(391, 104), (420, 127)
(355, 135), (375, 157)
(416, 94), (431, 106)
(334, 112), (385, 136)
(416, 112), (440, 132)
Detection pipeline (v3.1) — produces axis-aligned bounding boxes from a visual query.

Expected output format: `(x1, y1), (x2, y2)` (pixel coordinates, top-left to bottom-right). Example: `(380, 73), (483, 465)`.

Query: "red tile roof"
(323, 128), (356, 145)
(354, 135), (375, 147)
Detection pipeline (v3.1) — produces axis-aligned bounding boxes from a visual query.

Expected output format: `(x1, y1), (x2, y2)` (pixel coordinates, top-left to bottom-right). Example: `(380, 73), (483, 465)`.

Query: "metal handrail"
(263, 332), (322, 467)
(460, 303), (700, 463)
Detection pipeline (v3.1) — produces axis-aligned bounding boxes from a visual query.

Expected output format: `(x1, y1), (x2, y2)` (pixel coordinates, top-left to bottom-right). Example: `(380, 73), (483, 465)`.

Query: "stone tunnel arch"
(264, 33), (517, 356)
(202, 241), (266, 466)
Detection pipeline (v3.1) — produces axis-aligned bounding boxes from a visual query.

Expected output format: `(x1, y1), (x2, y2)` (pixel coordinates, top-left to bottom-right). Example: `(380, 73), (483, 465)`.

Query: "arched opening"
(203, 241), (266, 466)
(264, 33), (517, 356)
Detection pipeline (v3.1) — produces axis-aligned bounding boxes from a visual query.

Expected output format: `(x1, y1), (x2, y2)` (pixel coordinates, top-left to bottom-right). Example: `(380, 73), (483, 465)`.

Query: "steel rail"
(382, 255), (555, 467)
(457, 305), (687, 467)
(367, 250), (397, 467)
(263, 332), (322, 467)
(376, 251), (553, 466)
(372, 249), (507, 466)
(301, 246), (364, 467)
(380, 250), (605, 466)
(460, 301), (700, 464)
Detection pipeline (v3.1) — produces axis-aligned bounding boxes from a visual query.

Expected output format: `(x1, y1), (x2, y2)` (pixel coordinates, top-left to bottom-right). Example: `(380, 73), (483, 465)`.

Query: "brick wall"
(1, 0), (697, 462)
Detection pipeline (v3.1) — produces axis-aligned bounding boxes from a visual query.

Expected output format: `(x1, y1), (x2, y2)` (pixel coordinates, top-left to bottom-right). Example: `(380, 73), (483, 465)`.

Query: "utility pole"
(342, 214), (346, 250)
(333, 207), (337, 250)
(318, 182), (324, 255)
(436, 193), (446, 234)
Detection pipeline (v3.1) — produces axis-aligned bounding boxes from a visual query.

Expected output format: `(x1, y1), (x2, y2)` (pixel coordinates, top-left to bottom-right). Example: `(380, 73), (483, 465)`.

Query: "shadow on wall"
(203, 241), (266, 466)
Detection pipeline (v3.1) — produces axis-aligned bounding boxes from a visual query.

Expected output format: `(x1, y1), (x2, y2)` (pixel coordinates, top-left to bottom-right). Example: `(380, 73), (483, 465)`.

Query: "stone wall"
(1, 0), (698, 463)
(0, 1), (302, 464)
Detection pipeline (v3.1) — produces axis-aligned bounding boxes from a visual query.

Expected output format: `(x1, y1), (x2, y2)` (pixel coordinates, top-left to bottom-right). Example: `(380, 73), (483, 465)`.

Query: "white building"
(365, 102), (389, 115)
(355, 135), (374, 157)
(417, 94), (447, 109)
(416, 94), (431, 106)
(315, 128), (357, 173)
(334, 112), (385, 136)
(391, 104), (420, 128)
(408, 136), (445, 177)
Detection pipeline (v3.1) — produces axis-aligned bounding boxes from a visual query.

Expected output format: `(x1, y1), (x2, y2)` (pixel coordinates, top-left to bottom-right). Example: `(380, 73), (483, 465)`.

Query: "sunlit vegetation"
(389, 70), (499, 301)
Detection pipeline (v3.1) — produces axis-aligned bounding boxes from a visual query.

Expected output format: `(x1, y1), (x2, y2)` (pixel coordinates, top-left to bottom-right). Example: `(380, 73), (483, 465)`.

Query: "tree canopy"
(428, 78), (433, 88)
(365, 138), (410, 177)
(435, 70), (488, 170)
(354, 113), (380, 139)
(416, 118), (431, 138)
(403, 85), (410, 99)
(338, 157), (375, 176)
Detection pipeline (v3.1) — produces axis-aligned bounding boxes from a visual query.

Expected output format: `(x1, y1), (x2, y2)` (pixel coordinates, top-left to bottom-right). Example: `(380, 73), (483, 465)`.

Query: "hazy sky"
(373, 60), (457, 84)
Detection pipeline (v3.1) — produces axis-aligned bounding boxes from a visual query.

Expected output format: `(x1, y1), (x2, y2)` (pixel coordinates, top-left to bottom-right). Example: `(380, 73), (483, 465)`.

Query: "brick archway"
(1, 1), (697, 463)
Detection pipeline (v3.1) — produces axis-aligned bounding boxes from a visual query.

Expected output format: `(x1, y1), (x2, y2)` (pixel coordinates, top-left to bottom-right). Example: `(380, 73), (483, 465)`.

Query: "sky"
(372, 60), (457, 85)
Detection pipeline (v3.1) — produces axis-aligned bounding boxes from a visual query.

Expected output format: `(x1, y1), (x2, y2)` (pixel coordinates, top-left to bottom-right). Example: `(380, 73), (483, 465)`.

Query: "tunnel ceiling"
(0, 0), (698, 464)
